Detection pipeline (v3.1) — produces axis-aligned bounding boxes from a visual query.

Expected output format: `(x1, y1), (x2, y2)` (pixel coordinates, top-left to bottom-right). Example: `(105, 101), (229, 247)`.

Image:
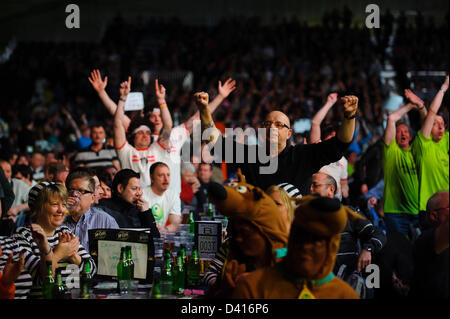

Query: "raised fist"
(194, 92), (209, 108)
(327, 92), (338, 105)
(340, 95), (358, 116)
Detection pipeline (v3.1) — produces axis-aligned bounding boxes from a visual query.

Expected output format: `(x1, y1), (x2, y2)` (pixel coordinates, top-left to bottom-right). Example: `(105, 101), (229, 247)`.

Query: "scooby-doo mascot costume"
(207, 169), (289, 298)
(232, 194), (362, 299)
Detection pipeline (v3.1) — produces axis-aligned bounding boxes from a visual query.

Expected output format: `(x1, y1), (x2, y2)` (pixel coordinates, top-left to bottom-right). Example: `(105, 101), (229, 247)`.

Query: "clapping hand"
(0, 252), (25, 288)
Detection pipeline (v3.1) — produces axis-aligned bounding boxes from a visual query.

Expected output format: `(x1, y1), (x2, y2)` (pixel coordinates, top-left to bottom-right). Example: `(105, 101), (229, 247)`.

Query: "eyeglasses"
(262, 121), (290, 129)
(68, 188), (94, 195)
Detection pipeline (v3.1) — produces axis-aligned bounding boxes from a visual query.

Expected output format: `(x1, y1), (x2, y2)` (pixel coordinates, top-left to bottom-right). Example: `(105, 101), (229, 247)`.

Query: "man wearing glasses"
(63, 167), (119, 254)
(196, 93), (359, 194)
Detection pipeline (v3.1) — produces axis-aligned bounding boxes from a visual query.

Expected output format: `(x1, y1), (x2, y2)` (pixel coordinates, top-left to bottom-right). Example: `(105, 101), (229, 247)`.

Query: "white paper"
(124, 92), (144, 111)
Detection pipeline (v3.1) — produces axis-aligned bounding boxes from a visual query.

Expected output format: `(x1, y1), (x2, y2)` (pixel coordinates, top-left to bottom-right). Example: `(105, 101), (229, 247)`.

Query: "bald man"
(196, 93), (358, 193)
(411, 190), (449, 298)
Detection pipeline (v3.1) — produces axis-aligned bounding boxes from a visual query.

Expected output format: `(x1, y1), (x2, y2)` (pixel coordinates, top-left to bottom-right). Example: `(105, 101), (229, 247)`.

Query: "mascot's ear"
(253, 187), (264, 201)
(345, 206), (365, 221)
(237, 168), (246, 183)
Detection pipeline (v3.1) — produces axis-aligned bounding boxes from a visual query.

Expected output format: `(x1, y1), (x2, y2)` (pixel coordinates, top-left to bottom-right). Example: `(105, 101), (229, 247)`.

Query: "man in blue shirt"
(63, 167), (119, 253)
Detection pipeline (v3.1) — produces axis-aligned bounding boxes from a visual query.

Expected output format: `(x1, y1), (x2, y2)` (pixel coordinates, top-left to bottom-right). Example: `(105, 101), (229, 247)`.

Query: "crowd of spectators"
(0, 6), (448, 299)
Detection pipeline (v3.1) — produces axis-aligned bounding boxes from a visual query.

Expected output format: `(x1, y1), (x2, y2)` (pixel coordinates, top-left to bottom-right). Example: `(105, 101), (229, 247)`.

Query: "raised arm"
(113, 77), (131, 149)
(336, 95), (359, 143)
(194, 92), (220, 145)
(155, 79), (173, 148)
(383, 103), (415, 146)
(184, 78), (236, 133)
(88, 69), (132, 130)
(61, 107), (81, 139)
(420, 75), (449, 138)
(310, 92), (338, 143)
(404, 88), (428, 122)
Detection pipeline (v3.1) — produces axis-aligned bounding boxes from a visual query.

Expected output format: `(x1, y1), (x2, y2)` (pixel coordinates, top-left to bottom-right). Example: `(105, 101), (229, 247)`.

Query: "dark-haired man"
(143, 162), (181, 233)
(98, 169), (160, 237)
(383, 101), (426, 236)
(74, 125), (120, 170)
(113, 78), (172, 189)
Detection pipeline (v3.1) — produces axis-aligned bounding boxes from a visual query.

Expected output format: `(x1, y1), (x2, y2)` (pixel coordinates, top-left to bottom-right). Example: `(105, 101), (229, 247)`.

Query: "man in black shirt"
(195, 92), (358, 194)
(411, 190), (449, 298)
(97, 169), (160, 238)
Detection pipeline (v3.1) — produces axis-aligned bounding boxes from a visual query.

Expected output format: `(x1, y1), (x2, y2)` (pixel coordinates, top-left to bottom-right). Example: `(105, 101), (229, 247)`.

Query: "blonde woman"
(13, 182), (96, 298)
(266, 184), (300, 233)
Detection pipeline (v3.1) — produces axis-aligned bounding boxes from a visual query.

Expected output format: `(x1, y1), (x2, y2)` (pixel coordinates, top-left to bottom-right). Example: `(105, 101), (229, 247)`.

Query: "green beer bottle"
(80, 262), (92, 299)
(150, 275), (162, 299)
(42, 261), (54, 299)
(207, 203), (214, 218)
(173, 253), (185, 295)
(189, 210), (195, 234)
(186, 247), (201, 289)
(126, 246), (135, 279)
(52, 268), (69, 299)
(160, 255), (173, 296)
(180, 244), (187, 266)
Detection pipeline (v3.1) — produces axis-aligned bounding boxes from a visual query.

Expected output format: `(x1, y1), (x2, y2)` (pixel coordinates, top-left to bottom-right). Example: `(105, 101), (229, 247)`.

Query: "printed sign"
(88, 229), (155, 284)
(195, 221), (222, 260)
(124, 92), (144, 111)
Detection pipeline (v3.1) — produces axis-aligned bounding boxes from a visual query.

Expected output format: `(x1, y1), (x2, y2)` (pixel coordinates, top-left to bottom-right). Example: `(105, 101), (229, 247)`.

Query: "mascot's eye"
(237, 186), (247, 193)
(228, 182), (238, 187)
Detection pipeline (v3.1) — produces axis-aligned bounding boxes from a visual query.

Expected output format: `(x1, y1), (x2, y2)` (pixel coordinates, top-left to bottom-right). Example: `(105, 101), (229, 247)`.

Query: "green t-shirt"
(383, 139), (419, 214)
(411, 131), (449, 211)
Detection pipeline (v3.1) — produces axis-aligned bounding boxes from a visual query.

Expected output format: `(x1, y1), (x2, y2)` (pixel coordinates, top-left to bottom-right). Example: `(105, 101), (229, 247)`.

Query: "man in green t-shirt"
(383, 100), (426, 236)
(409, 76), (449, 229)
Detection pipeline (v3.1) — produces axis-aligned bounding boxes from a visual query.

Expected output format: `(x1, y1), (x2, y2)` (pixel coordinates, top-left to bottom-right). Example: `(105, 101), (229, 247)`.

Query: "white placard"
(124, 92), (144, 111)
(97, 240), (148, 279)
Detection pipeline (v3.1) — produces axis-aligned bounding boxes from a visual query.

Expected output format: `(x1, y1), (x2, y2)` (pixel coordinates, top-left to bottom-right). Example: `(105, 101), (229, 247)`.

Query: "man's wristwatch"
(344, 113), (357, 120)
(364, 246), (372, 253)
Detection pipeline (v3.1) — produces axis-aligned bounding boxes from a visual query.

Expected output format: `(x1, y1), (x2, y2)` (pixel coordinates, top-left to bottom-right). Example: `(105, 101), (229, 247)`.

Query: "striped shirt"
(74, 144), (118, 168)
(13, 226), (97, 299)
(201, 240), (230, 287)
(0, 236), (33, 299)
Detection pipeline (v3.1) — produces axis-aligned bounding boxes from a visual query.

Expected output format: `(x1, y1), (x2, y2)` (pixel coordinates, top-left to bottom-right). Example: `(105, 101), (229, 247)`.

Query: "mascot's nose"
(208, 182), (228, 201)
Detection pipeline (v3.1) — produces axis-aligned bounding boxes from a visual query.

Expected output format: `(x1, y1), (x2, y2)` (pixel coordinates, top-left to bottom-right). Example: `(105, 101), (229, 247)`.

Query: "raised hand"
(340, 95), (359, 117)
(404, 89), (425, 107)
(119, 76), (131, 100)
(441, 75), (449, 92)
(155, 79), (166, 102)
(194, 92), (209, 108)
(88, 69), (108, 93)
(0, 252), (25, 288)
(327, 92), (338, 105)
(218, 78), (236, 99)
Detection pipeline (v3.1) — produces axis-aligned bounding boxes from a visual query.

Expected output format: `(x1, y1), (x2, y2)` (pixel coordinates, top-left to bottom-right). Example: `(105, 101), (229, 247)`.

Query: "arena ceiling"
(1, 0), (448, 43)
